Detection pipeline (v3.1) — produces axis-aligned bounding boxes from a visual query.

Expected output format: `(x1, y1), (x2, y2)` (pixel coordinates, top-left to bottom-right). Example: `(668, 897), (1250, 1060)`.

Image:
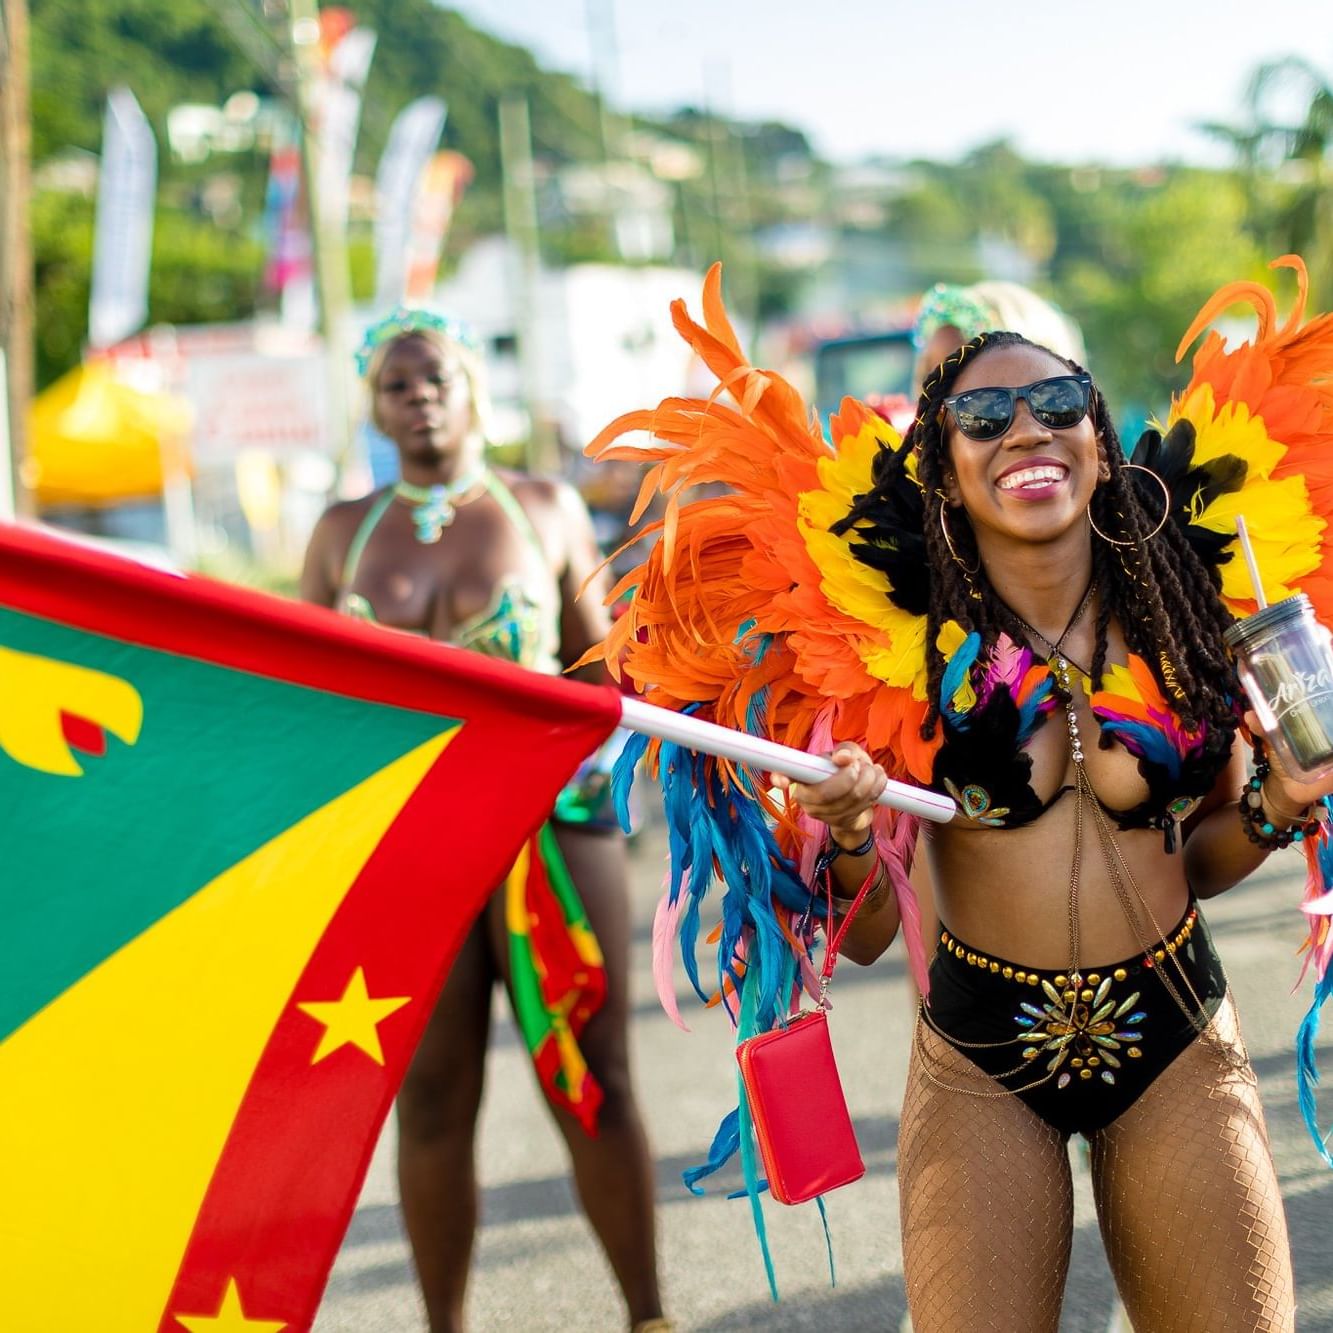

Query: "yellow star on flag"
(296, 966), (411, 1065)
(173, 1277), (287, 1332)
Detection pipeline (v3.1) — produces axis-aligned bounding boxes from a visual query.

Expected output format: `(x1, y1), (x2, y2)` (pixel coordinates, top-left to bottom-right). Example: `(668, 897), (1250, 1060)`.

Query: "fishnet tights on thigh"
(899, 1017), (1074, 1333)
(899, 1001), (1295, 1332)
(1087, 994), (1295, 1332)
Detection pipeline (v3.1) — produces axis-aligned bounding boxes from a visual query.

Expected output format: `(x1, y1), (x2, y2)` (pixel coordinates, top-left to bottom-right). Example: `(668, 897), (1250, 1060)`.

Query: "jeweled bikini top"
(929, 635), (1232, 847)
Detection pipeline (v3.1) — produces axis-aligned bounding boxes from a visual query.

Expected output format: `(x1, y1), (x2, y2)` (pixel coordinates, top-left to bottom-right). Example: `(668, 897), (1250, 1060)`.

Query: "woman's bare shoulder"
(306, 492), (387, 566)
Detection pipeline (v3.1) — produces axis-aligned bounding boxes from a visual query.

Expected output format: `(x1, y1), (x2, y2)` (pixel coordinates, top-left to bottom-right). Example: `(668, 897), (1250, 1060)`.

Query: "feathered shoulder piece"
(583, 267), (941, 1275)
(1142, 255), (1333, 1165)
(584, 262), (938, 786)
(1135, 254), (1333, 621)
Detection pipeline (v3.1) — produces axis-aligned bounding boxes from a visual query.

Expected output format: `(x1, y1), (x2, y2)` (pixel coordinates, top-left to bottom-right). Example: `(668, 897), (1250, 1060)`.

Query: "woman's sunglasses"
(941, 373), (1094, 442)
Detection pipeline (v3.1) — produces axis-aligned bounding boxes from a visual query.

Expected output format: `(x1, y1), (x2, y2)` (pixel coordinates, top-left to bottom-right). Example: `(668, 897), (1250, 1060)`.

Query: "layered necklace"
(394, 462), (491, 543)
(1004, 578), (1096, 685)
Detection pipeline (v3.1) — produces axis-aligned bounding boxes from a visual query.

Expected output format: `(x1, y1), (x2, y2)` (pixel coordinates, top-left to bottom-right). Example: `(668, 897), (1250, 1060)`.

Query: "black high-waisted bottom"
(921, 903), (1227, 1136)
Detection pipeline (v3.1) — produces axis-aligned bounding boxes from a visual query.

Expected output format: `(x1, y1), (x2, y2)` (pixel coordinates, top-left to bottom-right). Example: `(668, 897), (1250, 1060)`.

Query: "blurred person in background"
(911, 279), (1086, 393)
(301, 309), (668, 1333)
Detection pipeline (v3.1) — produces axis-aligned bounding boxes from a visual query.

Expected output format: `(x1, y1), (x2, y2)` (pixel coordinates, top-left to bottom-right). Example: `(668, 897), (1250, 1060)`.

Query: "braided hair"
(833, 331), (1240, 743)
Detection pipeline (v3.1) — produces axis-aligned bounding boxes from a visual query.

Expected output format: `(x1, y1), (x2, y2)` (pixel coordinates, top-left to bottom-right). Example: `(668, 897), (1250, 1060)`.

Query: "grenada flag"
(0, 522), (620, 1332)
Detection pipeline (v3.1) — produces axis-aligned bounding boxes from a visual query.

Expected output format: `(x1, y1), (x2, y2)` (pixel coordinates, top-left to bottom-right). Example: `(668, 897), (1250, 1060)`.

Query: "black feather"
(838, 437), (931, 616)
(1130, 420), (1243, 569)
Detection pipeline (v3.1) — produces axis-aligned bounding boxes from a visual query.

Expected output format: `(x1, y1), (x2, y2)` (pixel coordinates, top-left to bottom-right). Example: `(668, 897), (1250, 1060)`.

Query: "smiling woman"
(581, 259), (1333, 1333)
(812, 327), (1309, 1329)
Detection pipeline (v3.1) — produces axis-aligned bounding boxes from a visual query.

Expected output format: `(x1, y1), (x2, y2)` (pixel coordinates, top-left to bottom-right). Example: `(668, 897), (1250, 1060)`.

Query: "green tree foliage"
(27, 0), (1330, 427)
(1053, 172), (1266, 415)
(1203, 56), (1333, 303)
(32, 191), (263, 387)
(30, 0), (259, 161)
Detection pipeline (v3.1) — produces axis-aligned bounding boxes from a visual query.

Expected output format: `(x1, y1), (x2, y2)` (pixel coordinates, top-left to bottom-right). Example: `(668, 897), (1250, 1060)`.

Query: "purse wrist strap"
(818, 857), (883, 999)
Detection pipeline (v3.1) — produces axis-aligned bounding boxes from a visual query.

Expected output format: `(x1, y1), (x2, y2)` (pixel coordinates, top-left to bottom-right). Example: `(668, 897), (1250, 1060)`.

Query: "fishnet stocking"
(1087, 994), (1295, 1332)
(899, 1000), (1295, 1332)
(899, 1016), (1073, 1332)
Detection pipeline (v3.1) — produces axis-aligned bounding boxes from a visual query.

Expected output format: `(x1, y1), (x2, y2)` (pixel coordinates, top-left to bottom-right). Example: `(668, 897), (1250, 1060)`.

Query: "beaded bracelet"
(811, 828), (875, 880)
(1238, 755), (1320, 849)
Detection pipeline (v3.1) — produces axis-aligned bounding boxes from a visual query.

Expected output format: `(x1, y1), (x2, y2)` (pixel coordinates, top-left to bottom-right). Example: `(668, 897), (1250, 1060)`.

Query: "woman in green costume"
(301, 310), (667, 1333)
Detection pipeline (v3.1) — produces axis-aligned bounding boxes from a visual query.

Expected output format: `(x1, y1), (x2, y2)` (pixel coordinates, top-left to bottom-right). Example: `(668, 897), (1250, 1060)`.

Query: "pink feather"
(986, 633), (1025, 692)
(652, 880), (691, 1032)
(807, 704), (930, 997)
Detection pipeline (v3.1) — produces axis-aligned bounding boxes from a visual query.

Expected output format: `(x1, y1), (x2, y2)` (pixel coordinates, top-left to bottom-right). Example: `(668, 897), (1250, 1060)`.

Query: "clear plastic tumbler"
(1224, 593), (1333, 782)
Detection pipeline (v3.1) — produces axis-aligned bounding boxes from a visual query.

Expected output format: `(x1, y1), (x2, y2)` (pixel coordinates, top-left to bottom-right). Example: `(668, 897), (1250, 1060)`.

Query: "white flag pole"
(618, 695), (955, 823)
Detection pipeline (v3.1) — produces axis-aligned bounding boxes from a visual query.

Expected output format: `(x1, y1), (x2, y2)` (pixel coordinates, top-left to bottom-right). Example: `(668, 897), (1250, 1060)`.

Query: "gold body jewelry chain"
(916, 647), (1236, 1098)
(918, 582), (1098, 1096)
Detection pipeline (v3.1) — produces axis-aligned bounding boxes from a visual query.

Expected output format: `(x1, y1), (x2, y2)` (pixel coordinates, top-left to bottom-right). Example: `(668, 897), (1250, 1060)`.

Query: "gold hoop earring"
(938, 500), (980, 574)
(1088, 463), (1171, 547)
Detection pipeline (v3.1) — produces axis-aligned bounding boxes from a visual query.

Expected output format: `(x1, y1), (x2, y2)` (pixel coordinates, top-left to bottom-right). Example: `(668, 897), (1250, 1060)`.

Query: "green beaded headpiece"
(911, 284), (998, 353)
(354, 306), (479, 378)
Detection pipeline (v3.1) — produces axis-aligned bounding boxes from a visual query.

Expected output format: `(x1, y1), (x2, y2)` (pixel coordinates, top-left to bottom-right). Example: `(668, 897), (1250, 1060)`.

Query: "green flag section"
(0, 522), (621, 1332)
(1, 610), (449, 1044)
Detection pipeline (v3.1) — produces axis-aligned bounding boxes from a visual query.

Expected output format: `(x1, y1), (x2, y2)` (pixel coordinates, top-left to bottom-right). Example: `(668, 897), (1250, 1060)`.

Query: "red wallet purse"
(733, 856), (877, 1205)
(735, 1007), (864, 1204)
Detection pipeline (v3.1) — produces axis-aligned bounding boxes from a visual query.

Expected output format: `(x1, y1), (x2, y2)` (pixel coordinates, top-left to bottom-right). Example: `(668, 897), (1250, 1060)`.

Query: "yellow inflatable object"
(27, 362), (193, 507)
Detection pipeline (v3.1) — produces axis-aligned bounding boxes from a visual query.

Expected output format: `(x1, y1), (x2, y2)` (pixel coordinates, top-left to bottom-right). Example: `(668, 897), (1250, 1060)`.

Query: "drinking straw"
(1235, 515), (1268, 610)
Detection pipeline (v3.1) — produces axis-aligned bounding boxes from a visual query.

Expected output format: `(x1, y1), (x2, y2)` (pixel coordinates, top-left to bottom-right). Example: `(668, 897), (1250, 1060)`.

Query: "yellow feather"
(1169, 383), (1325, 607)
(793, 418), (929, 695)
(859, 616), (931, 697)
(936, 619), (967, 657)
(1098, 662), (1142, 703)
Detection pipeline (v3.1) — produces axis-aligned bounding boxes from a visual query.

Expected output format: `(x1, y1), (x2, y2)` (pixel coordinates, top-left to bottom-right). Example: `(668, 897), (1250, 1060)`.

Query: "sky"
(450, 0), (1332, 166)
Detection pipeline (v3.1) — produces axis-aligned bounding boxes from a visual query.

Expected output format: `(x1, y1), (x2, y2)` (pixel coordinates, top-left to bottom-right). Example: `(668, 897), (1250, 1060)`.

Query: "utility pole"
(284, 0), (354, 478)
(0, 0), (34, 519)
(585, 0), (622, 165)
(499, 95), (558, 475)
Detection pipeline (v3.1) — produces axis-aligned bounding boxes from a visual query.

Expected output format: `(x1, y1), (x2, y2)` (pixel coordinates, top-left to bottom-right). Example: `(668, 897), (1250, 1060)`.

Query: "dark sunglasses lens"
(951, 389), (1012, 439)
(1029, 378), (1088, 428)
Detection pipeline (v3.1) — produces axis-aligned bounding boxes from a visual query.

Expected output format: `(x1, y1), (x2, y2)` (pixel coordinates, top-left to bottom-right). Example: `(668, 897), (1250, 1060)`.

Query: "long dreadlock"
(832, 331), (1240, 746)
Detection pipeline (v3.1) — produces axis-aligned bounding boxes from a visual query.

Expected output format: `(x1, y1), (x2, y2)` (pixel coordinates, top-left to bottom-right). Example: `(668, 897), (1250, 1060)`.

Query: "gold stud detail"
(977, 956), (988, 968)
(1079, 1068), (1093, 1080)
(1087, 973), (1101, 986)
(989, 961), (1000, 973)
(966, 951), (977, 965)
(1054, 974), (1068, 987)
(1087, 1056), (1100, 1067)
(1127, 1047), (1142, 1059)
(1155, 949), (1165, 962)
(1028, 975), (1040, 986)
(1071, 1058), (1084, 1068)
(1113, 968), (1127, 982)
(1063, 990), (1077, 1004)
(1002, 967), (1014, 980)
(1080, 989), (1094, 1002)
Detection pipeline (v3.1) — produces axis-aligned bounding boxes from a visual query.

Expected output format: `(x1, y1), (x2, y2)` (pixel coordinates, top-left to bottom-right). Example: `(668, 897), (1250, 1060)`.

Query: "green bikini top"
(338, 469), (562, 675)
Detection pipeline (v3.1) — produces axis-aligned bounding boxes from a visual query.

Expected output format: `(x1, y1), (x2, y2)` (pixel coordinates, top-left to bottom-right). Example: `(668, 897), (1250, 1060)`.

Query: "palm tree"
(1203, 56), (1333, 298)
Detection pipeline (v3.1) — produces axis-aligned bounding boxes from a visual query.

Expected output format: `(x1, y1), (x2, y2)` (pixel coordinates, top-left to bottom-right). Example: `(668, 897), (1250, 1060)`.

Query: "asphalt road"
(314, 834), (1333, 1332)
